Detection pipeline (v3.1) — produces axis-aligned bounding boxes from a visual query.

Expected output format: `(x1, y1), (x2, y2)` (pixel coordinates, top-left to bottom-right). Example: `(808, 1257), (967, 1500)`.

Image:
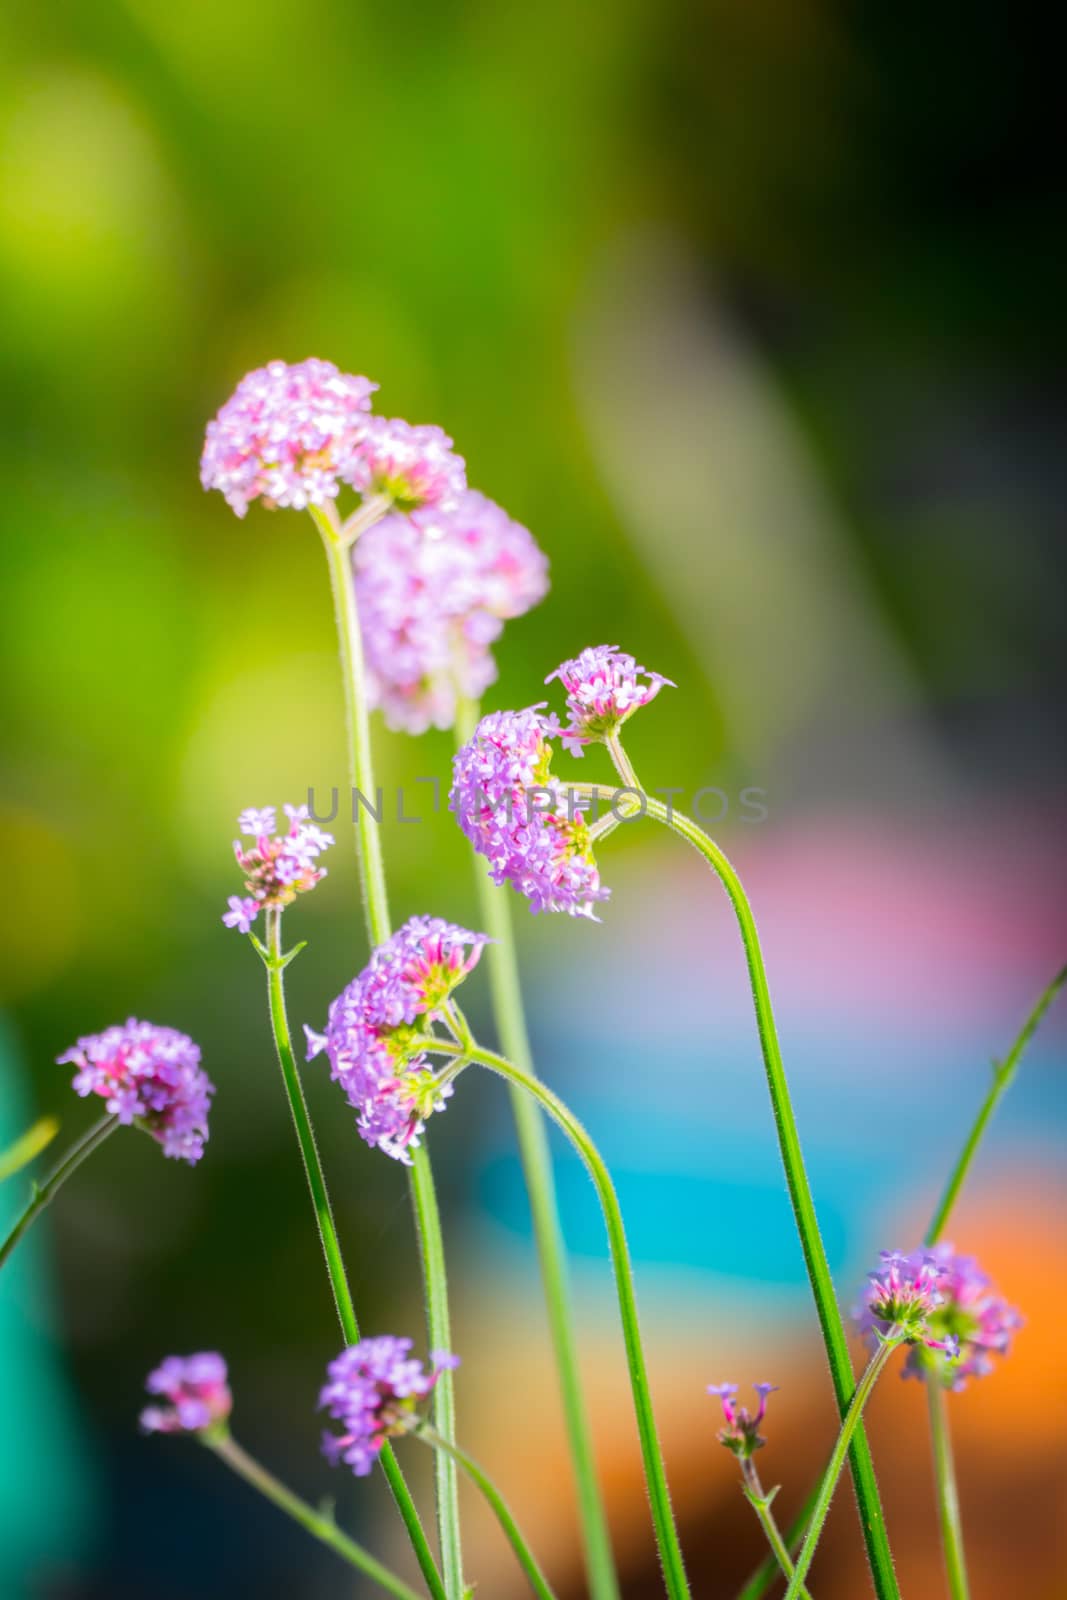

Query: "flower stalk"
(0, 1114), (117, 1271)
(738, 1465), (813, 1600)
(455, 695), (620, 1600)
(927, 1384), (970, 1600)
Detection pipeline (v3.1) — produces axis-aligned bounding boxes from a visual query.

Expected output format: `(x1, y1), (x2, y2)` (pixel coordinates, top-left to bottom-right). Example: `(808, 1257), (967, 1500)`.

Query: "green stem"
(924, 963), (1067, 1246)
(927, 1384), (970, 1600)
(739, 1462), (813, 1600)
(427, 1037), (690, 1599)
(418, 1426), (559, 1600)
(206, 1431), (424, 1600)
(784, 1338), (903, 1600)
(311, 502), (464, 1599)
(736, 960), (1067, 1600)
(637, 794), (899, 1600)
(261, 909), (445, 1600)
(0, 1114), (117, 1270)
(455, 698), (620, 1600)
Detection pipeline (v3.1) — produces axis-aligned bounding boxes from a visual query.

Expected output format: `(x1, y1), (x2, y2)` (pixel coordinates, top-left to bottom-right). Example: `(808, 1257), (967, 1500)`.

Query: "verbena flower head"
(856, 1248), (960, 1357)
(320, 1337), (459, 1476)
(141, 1353), (232, 1435)
(546, 644), (673, 755)
(354, 491), (549, 734)
(224, 804), (333, 931)
(707, 1381), (778, 1459)
(58, 1020), (213, 1164)
(345, 416), (466, 512)
(305, 916), (488, 1161)
(450, 706), (610, 918)
(201, 359), (377, 517)
(902, 1244), (1022, 1390)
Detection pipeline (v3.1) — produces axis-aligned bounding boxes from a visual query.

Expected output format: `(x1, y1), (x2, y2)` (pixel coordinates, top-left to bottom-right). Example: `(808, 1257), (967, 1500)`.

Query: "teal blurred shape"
(0, 1017), (99, 1596)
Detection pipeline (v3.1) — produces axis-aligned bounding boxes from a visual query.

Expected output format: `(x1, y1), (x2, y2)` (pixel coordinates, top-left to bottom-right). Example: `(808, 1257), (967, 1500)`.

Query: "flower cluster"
(320, 1336), (459, 1477)
(856, 1249), (960, 1357)
(141, 1353), (232, 1435)
(450, 707), (610, 917)
(305, 916), (488, 1160)
(223, 804), (333, 933)
(58, 1020), (214, 1164)
(200, 359), (377, 517)
(901, 1244), (1022, 1390)
(547, 645), (673, 754)
(707, 1382), (777, 1459)
(345, 415), (466, 513)
(355, 491), (549, 733)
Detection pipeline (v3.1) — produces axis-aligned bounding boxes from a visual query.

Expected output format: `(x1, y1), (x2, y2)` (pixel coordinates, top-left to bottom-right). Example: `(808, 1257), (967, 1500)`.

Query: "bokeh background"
(1, 2), (1065, 1596)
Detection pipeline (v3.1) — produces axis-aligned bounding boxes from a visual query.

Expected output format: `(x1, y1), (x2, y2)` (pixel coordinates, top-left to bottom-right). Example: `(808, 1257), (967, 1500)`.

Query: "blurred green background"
(1, 2), (1065, 1596)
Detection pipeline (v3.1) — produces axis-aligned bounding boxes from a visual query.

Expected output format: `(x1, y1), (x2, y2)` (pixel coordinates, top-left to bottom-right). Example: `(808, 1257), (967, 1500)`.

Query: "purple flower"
(320, 1337), (459, 1476)
(354, 492), (549, 734)
(901, 1244), (1022, 1390)
(306, 916), (489, 1161)
(344, 416), (466, 513)
(707, 1381), (778, 1459)
(450, 707), (610, 918)
(855, 1249), (960, 1356)
(201, 359), (377, 517)
(546, 644), (673, 755)
(141, 1352), (232, 1435)
(58, 1020), (214, 1164)
(224, 803), (333, 928)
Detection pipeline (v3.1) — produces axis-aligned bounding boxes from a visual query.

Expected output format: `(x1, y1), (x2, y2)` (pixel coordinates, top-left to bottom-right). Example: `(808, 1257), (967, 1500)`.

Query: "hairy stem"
(260, 909), (445, 1599)
(206, 1431), (423, 1600)
(928, 1385), (970, 1600)
(418, 1425), (559, 1600)
(784, 1338), (902, 1600)
(455, 697), (619, 1600)
(739, 1462), (813, 1600)
(311, 502), (463, 1599)
(0, 1114), (117, 1270)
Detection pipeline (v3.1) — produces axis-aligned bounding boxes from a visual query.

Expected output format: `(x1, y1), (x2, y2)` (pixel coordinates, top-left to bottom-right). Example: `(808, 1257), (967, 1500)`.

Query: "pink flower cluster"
(707, 1381), (778, 1459)
(200, 359), (377, 516)
(546, 644), (673, 755)
(354, 491), (549, 734)
(305, 916), (488, 1161)
(223, 804), (333, 933)
(450, 707), (610, 917)
(901, 1244), (1022, 1390)
(141, 1353), (232, 1435)
(58, 1019), (214, 1165)
(201, 359), (466, 518)
(856, 1248), (960, 1357)
(321, 1336), (459, 1477)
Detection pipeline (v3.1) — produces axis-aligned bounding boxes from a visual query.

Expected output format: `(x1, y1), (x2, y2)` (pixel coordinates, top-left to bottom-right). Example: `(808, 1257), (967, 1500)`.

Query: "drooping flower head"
(855, 1249), (960, 1357)
(345, 416), (466, 513)
(320, 1336), (459, 1477)
(546, 645), (673, 755)
(305, 916), (488, 1161)
(223, 804), (333, 932)
(707, 1381), (778, 1459)
(58, 1020), (214, 1164)
(450, 707), (610, 918)
(902, 1244), (1022, 1390)
(355, 492), (549, 734)
(141, 1353), (232, 1435)
(201, 359), (377, 517)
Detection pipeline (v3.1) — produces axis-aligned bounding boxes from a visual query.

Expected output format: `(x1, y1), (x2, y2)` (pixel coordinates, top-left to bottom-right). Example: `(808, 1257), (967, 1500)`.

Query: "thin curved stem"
(261, 910), (445, 1600)
(206, 1431), (423, 1600)
(454, 698), (620, 1600)
(784, 1338), (902, 1600)
(925, 963), (1067, 1246)
(736, 1484), (817, 1600)
(635, 793), (899, 1600)
(418, 1425), (559, 1600)
(425, 1036), (690, 1599)
(739, 1462), (813, 1600)
(0, 1114), (117, 1270)
(311, 503), (464, 1599)
(927, 1385), (970, 1600)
